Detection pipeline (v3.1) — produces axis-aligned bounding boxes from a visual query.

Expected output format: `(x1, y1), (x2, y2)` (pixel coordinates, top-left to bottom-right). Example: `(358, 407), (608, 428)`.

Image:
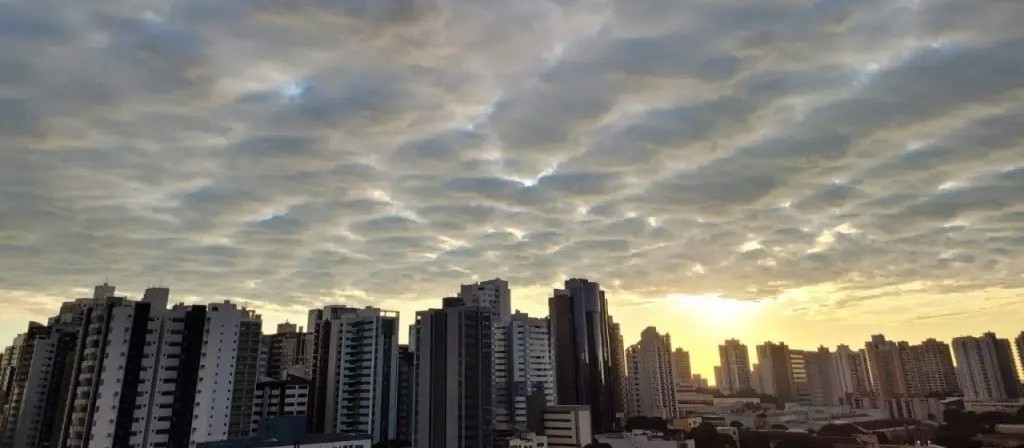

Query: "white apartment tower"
(625, 327), (677, 419)
(832, 345), (872, 400)
(494, 312), (554, 431)
(308, 306), (400, 443)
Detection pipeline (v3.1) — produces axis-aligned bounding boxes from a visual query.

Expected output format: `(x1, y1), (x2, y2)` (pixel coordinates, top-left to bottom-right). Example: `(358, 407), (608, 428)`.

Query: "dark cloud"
(0, 0), (1023, 336)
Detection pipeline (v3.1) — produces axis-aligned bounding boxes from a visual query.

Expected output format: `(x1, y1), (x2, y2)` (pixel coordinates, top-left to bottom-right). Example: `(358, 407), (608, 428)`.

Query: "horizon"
(5, 278), (1022, 386)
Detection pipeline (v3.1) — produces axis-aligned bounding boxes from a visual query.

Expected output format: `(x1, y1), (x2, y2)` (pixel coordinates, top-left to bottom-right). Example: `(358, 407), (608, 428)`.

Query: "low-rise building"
(595, 430), (685, 448)
(544, 405), (593, 448)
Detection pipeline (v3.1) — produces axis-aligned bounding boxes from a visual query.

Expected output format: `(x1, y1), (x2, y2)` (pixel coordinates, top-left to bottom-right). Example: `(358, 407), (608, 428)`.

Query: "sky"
(1, 0), (1024, 380)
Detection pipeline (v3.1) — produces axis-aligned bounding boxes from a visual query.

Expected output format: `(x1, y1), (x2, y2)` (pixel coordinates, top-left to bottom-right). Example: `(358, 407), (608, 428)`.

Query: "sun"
(666, 293), (764, 323)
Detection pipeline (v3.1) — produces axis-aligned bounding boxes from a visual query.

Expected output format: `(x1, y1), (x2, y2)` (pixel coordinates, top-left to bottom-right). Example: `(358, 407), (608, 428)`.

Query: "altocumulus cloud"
(1, 0), (1023, 323)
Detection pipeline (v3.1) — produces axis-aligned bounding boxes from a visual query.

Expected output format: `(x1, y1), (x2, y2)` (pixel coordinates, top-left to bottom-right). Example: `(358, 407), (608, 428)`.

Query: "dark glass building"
(549, 278), (616, 433)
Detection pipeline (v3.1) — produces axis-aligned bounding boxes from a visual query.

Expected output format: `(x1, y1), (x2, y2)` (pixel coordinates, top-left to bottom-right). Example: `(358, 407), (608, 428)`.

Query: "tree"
(583, 443), (613, 448)
(769, 423), (788, 430)
(691, 422), (722, 448)
(729, 420), (744, 429)
(625, 415), (668, 432)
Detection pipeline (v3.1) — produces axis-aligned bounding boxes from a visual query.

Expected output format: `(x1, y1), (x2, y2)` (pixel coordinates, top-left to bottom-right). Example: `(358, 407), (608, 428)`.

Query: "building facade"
(625, 327), (677, 419)
(495, 312), (555, 432)
(549, 279), (616, 433)
(864, 335), (908, 400)
(251, 376), (311, 436)
(832, 345), (872, 402)
(755, 342), (794, 401)
(900, 339), (960, 397)
(718, 340), (752, 395)
(953, 333), (1021, 400)
(543, 406), (593, 448)
(607, 318), (628, 419)
(412, 298), (494, 448)
(308, 306), (400, 443)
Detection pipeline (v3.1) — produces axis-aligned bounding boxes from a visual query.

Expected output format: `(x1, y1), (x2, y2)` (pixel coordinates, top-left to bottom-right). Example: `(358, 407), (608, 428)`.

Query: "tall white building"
(625, 327), (677, 419)
(308, 306), (400, 443)
(953, 333), (1021, 400)
(494, 312), (554, 432)
(460, 279), (511, 324)
(48, 285), (263, 448)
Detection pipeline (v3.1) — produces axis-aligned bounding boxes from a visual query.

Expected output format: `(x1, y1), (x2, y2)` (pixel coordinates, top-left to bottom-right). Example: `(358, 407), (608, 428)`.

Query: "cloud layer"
(2, 0), (1023, 329)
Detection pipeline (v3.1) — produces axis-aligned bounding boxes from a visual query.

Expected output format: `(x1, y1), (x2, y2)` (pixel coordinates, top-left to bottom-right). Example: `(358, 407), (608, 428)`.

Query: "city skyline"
(3, 0), (1024, 395)
(3, 280), (1022, 387)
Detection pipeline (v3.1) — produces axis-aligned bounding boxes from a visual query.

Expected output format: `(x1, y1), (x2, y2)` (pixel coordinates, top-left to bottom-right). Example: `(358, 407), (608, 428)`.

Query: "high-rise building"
(0, 322), (78, 448)
(625, 327), (677, 419)
(832, 345), (872, 402)
(692, 374), (709, 390)
(1016, 332), (1024, 382)
(900, 339), (960, 397)
(395, 345), (414, 444)
(460, 278), (511, 324)
(139, 301), (263, 448)
(789, 350), (812, 405)
(308, 306), (400, 443)
(607, 318), (628, 418)
(671, 349), (692, 391)
(755, 342), (794, 401)
(549, 279), (616, 433)
(864, 335), (908, 399)
(59, 295), (160, 448)
(413, 298), (494, 448)
(250, 375), (311, 436)
(713, 367), (724, 391)
(718, 339), (752, 395)
(262, 322), (314, 380)
(952, 333), (1020, 400)
(993, 337), (1022, 399)
(494, 312), (554, 432)
(53, 287), (263, 448)
(751, 363), (763, 394)
(803, 347), (840, 406)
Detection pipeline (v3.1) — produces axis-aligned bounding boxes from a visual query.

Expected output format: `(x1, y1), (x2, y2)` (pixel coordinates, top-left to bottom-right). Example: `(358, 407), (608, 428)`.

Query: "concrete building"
(901, 339), (960, 397)
(460, 278), (511, 324)
(1016, 332), (1024, 379)
(802, 347), (839, 407)
(502, 433), (548, 448)
(671, 349), (692, 391)
(307, 306), (400, 443)
(543, 406), (592, 448)
(549, 279), (616, 433)
(625, 327), (677, 419)
(0, 322), (78, 448)
(395, 345), (414, 444)
(756, 342), (794, 401)
(198, 416), (371, 448)
(495, 312), (555, 432)
(953, 333), (1022, 400)
(832, 345), (872, 402)
(251, 376), (311, 436)
(864, 335), (908, 399)
(789, 350), (812, 405)
(59, 294), (162, 448)
(608, 318), (628, 419)
(413, 298), (494, 448)
(262, 323), (313, 380)
(691, 374), (709, 389)
(594, 430), (682, 448)
(718, 340), (752, 395)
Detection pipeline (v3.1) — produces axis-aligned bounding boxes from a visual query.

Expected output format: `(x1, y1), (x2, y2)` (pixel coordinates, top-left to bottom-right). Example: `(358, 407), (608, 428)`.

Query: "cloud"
(1, 0), (1023, 341)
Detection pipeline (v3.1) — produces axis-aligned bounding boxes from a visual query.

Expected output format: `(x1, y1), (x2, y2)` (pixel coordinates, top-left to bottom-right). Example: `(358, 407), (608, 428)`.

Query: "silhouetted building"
(549, 279), (616, 433)
(756, 342), (794, 401)
(413, 298), (494, 448)
(625, 327), (677, 419)
(718, 339), (752, 394)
